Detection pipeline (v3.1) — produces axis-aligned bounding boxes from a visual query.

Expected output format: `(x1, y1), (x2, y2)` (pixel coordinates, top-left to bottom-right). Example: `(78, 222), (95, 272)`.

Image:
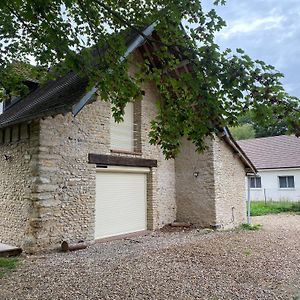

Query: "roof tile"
(237, 135), (300, 169)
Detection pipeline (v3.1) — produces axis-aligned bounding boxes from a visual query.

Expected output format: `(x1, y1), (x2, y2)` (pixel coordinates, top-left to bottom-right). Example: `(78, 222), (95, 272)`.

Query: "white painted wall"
(250, 168), (300, 202)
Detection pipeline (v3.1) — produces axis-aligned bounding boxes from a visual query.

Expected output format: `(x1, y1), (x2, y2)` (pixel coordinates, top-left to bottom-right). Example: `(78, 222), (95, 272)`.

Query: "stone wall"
(213, 138), (247, 229)
(0, 122), (39, 248)
(26, 54), (176, 251)
(0, 49), (248, 251)
(175, 136), (247, 229)
(0, 56), (176, 252)
(140, 79), (176, 228)
(175, 138), (216, 227)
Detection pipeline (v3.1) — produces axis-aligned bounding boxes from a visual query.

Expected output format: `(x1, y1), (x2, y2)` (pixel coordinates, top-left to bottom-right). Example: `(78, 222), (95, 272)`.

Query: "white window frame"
(278, 176), (295, 189)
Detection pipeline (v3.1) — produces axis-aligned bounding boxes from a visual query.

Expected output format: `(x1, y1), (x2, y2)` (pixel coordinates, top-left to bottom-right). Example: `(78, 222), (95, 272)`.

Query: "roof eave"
(221, 127), (257, 174)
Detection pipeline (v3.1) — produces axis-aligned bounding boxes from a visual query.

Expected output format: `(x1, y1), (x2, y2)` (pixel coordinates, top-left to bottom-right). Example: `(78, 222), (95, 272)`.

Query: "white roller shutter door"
(95, 167), (148, 239)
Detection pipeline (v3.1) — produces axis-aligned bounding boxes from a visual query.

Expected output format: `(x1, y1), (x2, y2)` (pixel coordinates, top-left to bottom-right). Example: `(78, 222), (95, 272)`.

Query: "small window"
(0, 102), (3, 115)
(279, 176), (295, 188)
(249, 176), (262, 188)
(110, 102), (134, 152)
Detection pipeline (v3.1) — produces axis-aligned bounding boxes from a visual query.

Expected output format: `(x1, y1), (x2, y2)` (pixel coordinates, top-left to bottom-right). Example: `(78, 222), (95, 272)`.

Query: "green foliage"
(236, 110), (288, 138)
(250, 201), (300, 216)
(0, 257), (19, 278)
(240, 223), (262, 231)
(254, 120), (288, 138)
(0, 62), (44, 101)
(0, 0), (299, 158)
(229, 124), (255, 140)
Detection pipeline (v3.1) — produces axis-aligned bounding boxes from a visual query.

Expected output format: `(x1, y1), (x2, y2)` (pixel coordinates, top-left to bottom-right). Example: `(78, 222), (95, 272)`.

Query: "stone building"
(0, 27), (255, 253)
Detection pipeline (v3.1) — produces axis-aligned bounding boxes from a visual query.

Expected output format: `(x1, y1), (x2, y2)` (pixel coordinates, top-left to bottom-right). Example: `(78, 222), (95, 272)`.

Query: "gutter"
(72, 22), (158, 116)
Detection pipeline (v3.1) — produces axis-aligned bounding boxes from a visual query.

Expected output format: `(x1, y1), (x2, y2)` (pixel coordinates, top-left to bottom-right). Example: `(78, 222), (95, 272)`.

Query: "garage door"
(95, 167), (148, 239)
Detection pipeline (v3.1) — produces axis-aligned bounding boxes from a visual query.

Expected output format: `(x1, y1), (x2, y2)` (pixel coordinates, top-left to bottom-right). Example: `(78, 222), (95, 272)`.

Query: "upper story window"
(279, 176), (295, 189)
(249, 176), (262, 189)
(111, 101), (142, 153)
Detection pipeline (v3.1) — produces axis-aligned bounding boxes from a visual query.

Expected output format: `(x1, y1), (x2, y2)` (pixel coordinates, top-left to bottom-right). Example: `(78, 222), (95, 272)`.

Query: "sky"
(203, 0), (300, 98)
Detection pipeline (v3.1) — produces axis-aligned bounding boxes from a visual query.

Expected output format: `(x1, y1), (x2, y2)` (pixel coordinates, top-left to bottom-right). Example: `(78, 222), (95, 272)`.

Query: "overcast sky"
(203, 0), (300, 98)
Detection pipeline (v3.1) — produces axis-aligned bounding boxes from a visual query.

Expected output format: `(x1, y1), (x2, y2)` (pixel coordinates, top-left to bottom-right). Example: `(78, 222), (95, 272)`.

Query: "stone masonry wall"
(0, 122), (39, 248)
(175, 138), (216, 227)
(33, 101), (111, 251)
(29, 52), (176, 251)
(213, 138), (247, 229)
(140, 78), (176, 228)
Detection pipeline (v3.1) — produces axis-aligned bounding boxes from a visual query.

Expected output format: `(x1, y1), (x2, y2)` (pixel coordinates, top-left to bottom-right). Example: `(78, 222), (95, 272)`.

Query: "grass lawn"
(0, 257), (19, 278)
(251, 201), (300, 216)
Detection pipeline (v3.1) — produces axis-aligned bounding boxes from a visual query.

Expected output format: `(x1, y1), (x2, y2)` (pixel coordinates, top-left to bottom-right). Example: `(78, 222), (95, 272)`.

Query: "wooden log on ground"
(61, 241), (87, 252)
(170, 221), (191, 227)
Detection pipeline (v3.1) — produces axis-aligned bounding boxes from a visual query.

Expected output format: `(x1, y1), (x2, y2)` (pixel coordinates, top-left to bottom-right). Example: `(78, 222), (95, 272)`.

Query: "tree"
(237, 110), (288, 138)
(254, 121), (288, 138)
(0, 0), (299, 158)
(229, 124), (255, 141)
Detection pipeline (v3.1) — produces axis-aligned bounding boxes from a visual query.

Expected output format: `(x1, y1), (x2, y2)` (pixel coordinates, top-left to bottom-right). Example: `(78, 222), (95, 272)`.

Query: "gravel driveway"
(1, 214), (300, 300)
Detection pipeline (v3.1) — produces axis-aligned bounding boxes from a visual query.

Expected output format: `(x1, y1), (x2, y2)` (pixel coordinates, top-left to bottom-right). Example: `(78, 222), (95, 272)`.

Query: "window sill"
(250, 188), (262, 190)
(110, 149), (142, 156)
(278, 188), (295, 191)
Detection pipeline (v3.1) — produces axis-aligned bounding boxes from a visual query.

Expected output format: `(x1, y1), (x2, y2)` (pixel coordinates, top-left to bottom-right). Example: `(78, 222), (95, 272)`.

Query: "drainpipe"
(247, 176), (251, 224)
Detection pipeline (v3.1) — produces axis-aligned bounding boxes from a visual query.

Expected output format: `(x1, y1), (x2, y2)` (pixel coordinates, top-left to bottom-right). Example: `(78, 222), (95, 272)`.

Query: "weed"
(244, 249), (252, 256)
(0, 257), (19, 278)
(240, 223), (262, 231)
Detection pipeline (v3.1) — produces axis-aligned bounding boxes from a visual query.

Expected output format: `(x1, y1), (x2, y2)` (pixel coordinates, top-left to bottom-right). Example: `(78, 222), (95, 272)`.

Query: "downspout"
(247, 175), (251, 224)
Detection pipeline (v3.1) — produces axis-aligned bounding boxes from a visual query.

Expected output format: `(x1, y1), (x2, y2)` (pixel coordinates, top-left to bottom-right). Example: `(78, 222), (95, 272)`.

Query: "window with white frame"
(110, 102), (134, 152)
(278, 176), (295, 189)
(249, 176), (262, 188)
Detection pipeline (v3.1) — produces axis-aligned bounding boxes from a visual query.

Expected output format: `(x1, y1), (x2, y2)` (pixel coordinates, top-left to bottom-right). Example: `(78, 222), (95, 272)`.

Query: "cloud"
(217, 15), (285, 39)
(205, 0), (300, 97)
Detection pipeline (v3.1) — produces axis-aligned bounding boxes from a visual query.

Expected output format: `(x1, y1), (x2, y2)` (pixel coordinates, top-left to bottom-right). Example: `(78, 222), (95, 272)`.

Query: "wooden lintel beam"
(88, 153), (157, 168)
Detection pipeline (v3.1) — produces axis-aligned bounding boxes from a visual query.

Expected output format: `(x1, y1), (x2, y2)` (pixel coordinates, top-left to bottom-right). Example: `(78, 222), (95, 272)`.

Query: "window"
(0, 102), (2, 115)
(249, 176), (262, 188)
(111, 102), (134, 152)
(279, 176), (295, 188)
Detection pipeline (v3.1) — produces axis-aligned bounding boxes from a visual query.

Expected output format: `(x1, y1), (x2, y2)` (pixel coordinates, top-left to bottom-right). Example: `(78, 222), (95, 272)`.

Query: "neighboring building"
(238, 135), (300, 202)
(0, 27), (255, 253)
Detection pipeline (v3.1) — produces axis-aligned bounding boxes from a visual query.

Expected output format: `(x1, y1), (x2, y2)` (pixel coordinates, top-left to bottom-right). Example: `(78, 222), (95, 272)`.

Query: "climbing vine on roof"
(0, 0), (299, 158)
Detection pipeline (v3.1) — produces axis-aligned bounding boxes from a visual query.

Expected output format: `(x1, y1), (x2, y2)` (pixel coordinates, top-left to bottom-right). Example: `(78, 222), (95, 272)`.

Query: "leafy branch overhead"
(0, 0), (299, 158)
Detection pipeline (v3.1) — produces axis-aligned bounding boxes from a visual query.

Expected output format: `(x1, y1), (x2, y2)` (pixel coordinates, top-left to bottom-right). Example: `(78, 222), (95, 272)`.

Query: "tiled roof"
(0, 72), (88, 129)
(0, 28), (149, 129)
(237, 135), (300, 170)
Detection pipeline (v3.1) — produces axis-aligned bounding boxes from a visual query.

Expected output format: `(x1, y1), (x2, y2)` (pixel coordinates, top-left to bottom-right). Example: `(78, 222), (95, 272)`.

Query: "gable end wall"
(26, 77), (176, 251)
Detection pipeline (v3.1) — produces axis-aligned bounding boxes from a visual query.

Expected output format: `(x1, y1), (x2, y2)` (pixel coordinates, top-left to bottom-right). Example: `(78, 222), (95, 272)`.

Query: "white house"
(238, 135), (300, 202)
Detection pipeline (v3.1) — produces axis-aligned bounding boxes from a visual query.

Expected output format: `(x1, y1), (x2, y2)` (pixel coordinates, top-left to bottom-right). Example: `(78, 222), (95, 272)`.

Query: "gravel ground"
(1, 214), (300, 300)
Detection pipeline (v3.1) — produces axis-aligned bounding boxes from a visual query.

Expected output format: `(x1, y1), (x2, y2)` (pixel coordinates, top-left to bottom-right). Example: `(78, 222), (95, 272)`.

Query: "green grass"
(250, 201), (300, 216)
(0, 257), (19, 278)
(240, 223), (262, 231)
